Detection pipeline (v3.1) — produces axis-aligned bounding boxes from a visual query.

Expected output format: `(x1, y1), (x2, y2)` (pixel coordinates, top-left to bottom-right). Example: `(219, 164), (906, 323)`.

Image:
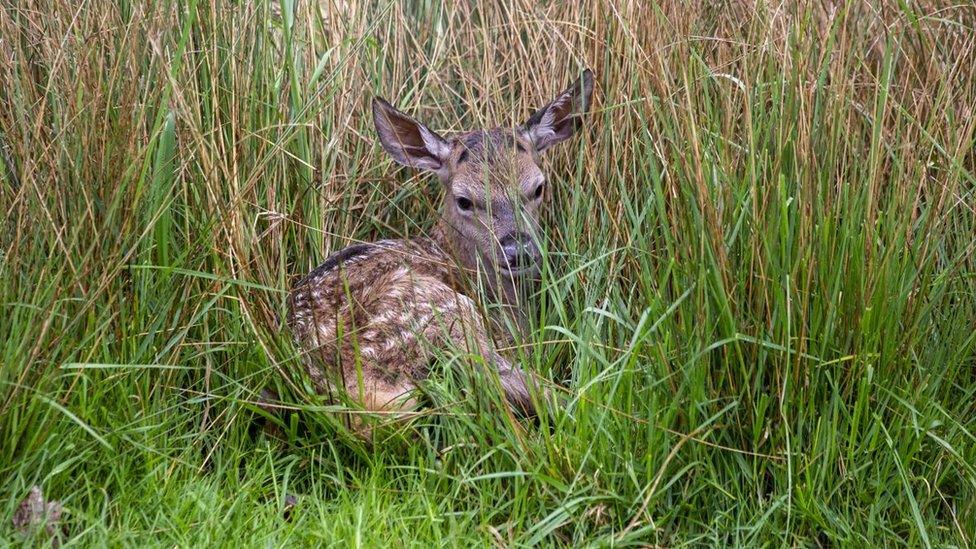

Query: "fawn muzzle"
(499, 231), (540, 275)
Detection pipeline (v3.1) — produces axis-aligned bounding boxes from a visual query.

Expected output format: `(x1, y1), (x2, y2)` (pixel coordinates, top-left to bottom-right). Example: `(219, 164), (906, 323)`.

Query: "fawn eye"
(533, 182), (545, 200)
(456, 196), (473, 212)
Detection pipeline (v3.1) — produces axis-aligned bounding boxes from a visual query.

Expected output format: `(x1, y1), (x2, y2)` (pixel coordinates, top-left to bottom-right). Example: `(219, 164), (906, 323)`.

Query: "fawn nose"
(500, 232), (539, 271)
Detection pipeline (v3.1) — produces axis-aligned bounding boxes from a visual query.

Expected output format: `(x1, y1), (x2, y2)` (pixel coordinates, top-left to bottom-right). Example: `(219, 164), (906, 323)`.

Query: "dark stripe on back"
(293, 243), (374, 288)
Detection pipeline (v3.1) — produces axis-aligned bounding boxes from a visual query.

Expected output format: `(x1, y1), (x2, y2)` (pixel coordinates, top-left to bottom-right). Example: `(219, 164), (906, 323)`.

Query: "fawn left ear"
(372, 97), (452, 171)
(521, 69), (594, 153)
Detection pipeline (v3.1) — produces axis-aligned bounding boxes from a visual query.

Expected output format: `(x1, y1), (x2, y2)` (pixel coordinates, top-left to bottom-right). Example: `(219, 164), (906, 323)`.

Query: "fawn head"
(372, 69), (593, 283)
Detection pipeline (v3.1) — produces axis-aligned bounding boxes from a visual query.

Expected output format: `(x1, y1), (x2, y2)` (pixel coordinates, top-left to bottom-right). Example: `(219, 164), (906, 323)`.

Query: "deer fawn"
(287, 69), (593, 433)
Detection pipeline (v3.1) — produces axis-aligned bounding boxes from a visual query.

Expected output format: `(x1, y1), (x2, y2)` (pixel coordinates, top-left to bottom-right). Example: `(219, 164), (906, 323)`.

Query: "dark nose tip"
(500, 232), (538, 269)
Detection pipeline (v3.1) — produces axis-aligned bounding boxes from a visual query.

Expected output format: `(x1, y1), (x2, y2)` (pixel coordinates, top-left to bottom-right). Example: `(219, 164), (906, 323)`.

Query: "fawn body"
(287, 70), (593, 427)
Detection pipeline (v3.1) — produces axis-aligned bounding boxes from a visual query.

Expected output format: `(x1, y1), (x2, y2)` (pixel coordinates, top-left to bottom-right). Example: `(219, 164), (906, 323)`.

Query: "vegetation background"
(2, 0), (974, 545)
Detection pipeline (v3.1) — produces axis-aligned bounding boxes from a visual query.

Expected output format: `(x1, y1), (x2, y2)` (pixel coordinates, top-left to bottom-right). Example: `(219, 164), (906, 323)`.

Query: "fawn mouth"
(499, 263), (539, 278)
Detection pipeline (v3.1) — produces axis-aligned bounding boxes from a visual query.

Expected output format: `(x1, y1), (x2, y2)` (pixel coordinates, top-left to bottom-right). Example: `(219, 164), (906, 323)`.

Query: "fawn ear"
(521, 69), (594, 153)
(372, 97), (451, 171)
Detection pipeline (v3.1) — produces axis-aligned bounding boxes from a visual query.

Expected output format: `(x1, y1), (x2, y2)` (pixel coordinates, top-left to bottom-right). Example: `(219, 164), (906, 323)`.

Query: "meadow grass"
(1, 0), (975, 545)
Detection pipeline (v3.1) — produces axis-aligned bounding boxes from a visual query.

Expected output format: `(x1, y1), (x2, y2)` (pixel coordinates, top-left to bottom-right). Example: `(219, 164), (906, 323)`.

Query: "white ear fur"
(417, 124), (452, 162)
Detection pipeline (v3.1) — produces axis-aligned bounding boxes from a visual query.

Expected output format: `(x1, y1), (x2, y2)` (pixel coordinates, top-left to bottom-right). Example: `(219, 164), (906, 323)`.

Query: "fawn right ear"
(521, 69), (594, 153)
(372, 98), (451, 172)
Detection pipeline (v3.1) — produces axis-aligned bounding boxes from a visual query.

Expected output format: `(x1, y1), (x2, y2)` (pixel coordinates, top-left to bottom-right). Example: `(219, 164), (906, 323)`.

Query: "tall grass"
(2, 0), (974, 544)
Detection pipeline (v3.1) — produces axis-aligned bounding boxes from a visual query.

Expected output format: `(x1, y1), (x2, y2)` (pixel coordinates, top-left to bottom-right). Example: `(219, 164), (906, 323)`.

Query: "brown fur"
(287, 70), (593, 435)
